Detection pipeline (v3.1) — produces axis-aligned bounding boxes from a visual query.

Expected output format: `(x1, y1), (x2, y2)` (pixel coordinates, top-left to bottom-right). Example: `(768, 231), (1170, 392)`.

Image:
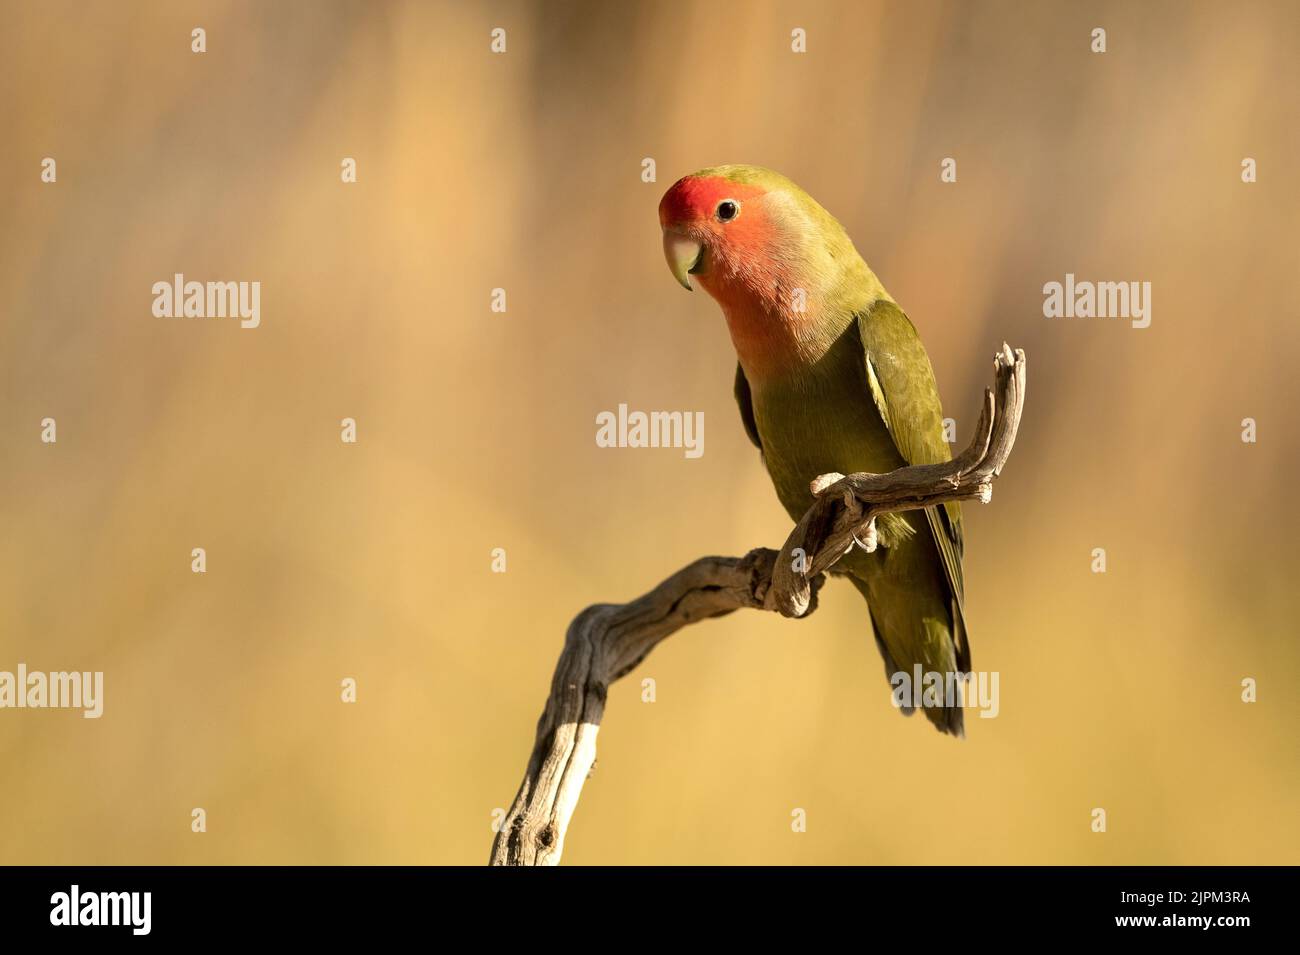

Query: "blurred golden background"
(1, 0), (1297, 864)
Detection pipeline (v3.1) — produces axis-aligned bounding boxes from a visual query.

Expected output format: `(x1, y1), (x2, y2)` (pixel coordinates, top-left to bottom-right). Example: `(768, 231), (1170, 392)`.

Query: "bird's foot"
(851, 518), (878, 554)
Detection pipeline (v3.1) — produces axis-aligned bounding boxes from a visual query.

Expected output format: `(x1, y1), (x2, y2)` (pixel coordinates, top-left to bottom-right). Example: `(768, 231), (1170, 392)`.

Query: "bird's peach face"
(659, 176), (767, 291)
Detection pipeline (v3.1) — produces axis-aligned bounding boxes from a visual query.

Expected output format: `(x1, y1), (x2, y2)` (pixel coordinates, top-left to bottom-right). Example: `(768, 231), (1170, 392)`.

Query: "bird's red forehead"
(659, 176), (764, 227)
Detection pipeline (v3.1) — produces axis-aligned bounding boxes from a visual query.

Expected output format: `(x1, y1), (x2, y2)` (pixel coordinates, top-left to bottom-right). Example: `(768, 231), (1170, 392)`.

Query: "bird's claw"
(850, 519), (878, 553)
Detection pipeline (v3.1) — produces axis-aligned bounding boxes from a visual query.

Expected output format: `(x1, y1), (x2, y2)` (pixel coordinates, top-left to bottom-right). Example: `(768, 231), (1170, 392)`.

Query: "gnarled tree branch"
(490, 345), (1026, 865)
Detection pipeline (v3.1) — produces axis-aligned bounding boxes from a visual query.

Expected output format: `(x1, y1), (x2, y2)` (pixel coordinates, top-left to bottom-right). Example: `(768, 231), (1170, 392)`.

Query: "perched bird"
(659, 165), (970, 736)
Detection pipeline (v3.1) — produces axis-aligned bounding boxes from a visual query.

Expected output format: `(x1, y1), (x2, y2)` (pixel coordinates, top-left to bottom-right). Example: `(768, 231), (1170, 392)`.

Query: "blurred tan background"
(1, 0), (1297, 864)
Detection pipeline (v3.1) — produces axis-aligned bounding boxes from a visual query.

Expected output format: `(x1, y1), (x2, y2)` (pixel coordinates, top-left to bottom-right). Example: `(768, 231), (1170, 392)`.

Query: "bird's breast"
(750, 353), (906, 523)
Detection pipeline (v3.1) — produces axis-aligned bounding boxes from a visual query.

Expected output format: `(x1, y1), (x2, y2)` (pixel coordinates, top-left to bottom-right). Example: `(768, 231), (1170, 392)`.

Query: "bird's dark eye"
(716, 200), (739, 222)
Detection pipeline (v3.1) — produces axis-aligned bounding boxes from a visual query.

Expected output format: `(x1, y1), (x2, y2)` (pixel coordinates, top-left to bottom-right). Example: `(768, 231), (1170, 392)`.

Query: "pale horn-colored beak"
(662, 230), (704, 291)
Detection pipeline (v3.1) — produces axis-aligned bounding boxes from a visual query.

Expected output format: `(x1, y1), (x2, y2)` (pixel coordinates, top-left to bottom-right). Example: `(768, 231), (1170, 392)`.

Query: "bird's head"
(657, 165), (804, 298)
(658, 165), (872, 374)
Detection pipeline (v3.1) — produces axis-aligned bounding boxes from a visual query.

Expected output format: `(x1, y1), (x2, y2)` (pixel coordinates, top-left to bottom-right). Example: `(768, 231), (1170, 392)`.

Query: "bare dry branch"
(489, 344), (1026, 866)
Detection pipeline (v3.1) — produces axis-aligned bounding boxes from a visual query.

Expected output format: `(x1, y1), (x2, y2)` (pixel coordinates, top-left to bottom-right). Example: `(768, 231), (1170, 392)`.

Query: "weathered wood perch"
(490, 344), (1027, 865)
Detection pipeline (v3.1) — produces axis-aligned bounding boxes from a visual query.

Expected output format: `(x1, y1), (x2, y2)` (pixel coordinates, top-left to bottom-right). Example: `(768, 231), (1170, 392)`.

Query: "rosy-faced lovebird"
(659, 165), (970, 736)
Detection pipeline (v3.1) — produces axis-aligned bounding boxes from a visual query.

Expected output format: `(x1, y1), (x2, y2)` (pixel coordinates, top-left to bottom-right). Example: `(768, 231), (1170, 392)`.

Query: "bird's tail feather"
(854, 577), (966, 738)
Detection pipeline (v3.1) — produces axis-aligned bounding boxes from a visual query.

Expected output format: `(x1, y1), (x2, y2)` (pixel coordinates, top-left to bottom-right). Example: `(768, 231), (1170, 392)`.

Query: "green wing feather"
(855, 300), (971, 672)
